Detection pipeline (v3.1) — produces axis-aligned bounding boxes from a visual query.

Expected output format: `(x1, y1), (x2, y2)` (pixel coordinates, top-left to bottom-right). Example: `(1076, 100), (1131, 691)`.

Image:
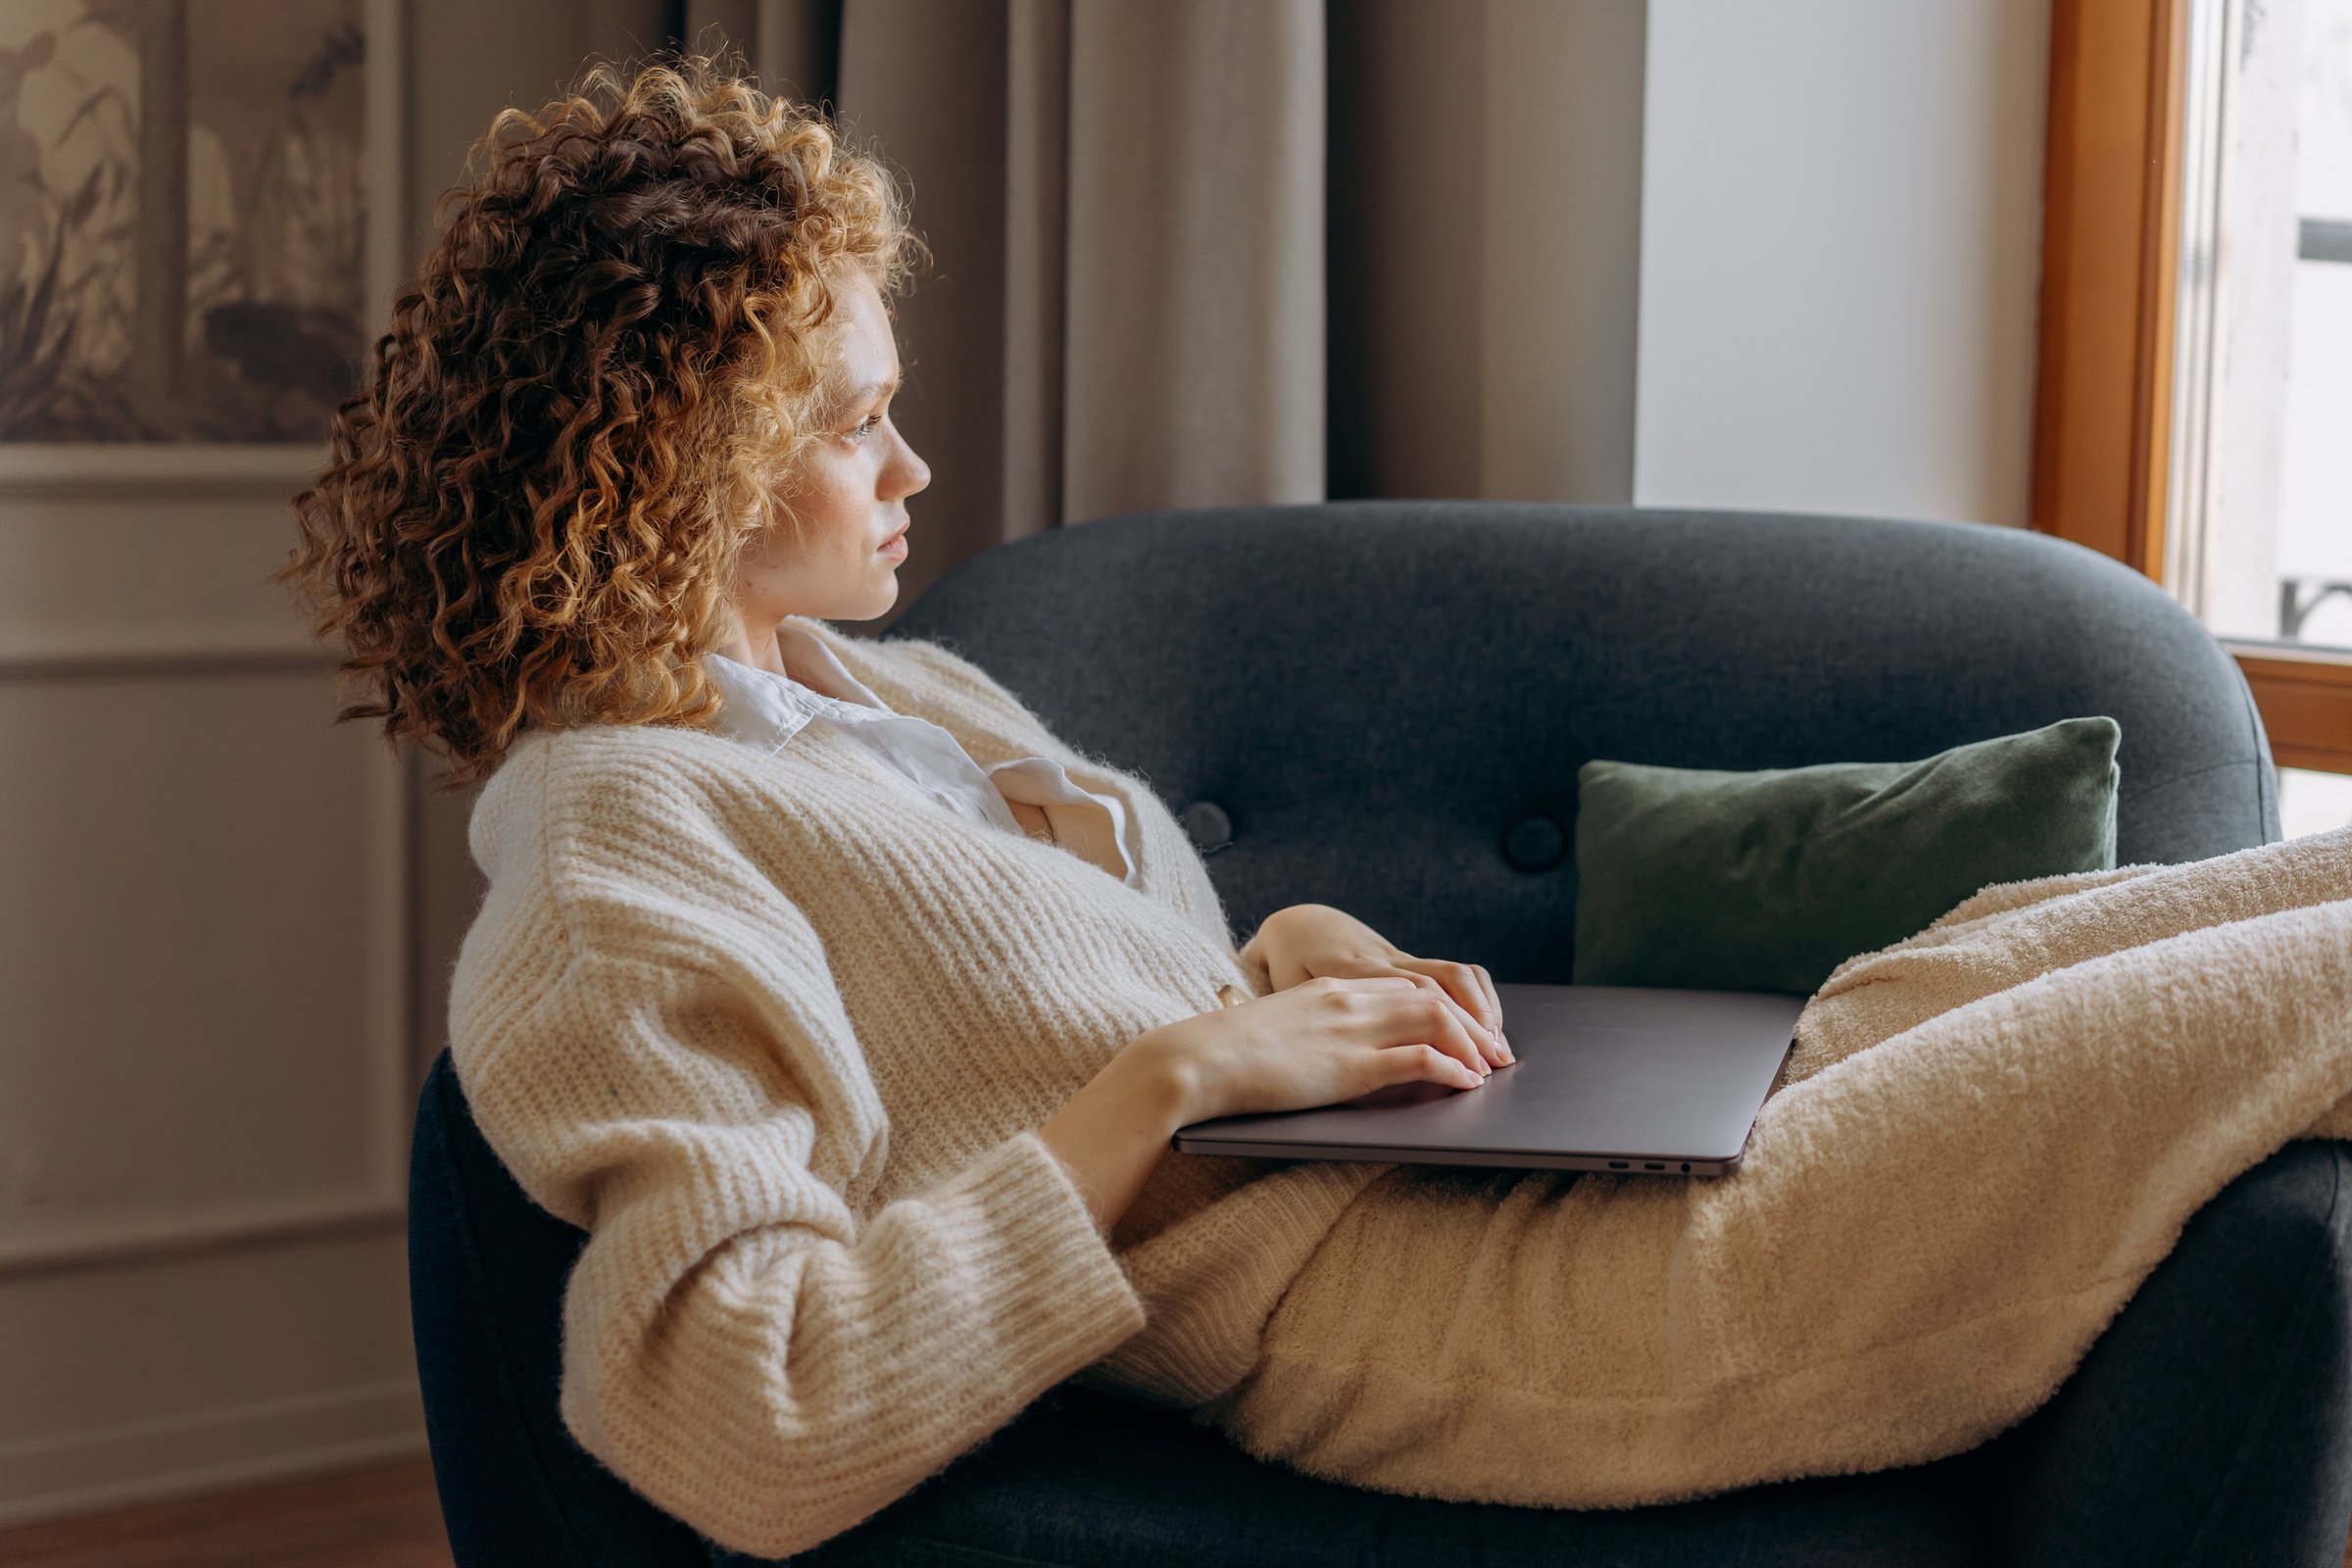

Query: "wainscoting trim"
(0, 1376), (426, 1530)
(0, 1193), (407, 1283)
(0, 444), (331, 499)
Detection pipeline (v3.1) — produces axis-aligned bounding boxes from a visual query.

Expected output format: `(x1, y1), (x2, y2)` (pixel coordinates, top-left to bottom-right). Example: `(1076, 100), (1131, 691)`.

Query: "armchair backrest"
(888, 503), (2278, 977)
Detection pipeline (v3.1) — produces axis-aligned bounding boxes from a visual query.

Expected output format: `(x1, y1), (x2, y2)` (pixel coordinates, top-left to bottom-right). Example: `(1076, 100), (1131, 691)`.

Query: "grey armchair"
(409, 503), (2352, 1566)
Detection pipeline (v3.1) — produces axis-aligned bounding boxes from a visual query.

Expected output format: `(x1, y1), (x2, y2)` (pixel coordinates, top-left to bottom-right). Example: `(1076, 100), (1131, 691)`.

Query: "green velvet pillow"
(1571, 717), (2122, 996)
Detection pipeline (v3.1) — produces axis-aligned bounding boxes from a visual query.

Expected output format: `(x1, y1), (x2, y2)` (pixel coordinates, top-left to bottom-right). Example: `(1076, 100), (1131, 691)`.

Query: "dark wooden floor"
(0, 1455), (454, 1568)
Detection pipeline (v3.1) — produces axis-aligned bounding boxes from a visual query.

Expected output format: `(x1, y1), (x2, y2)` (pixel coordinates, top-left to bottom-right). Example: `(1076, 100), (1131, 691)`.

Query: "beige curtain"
(682, 0), (1327, 628)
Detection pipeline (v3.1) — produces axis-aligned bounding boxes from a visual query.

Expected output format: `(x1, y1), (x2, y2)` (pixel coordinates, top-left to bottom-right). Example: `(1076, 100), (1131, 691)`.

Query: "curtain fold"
(1059, 0), (1326, 526)
(1003, 0), (1070, 543)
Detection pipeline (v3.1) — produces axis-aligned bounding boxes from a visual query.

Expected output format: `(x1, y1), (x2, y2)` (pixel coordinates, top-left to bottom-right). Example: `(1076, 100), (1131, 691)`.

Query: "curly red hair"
(279, 53), (924, 787)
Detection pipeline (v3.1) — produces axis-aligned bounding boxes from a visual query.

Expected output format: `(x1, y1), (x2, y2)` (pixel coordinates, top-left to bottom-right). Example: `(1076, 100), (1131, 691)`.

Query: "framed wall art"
(0, 0), (405, 490)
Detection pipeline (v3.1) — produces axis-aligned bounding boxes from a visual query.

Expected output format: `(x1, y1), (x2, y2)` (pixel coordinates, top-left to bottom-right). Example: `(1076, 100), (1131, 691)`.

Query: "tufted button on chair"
(1501, 814), (1568, 872)
(1178, 799), (1234, 855)
(409, 503), (2352, 1568)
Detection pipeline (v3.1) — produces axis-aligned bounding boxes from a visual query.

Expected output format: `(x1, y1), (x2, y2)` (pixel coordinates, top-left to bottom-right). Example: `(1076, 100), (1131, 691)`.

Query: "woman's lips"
(879, 525), (908, 557)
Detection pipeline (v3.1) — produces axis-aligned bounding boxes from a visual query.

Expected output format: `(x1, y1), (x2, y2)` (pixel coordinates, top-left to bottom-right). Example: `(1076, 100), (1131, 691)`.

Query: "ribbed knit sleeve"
(450, 747), (1149, 1558)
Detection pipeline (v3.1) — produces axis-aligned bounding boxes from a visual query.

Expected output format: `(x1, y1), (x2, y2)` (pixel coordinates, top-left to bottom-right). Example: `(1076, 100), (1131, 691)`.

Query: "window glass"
(2280, 765), (2352, 837)
(2171, 0), (2352, 651)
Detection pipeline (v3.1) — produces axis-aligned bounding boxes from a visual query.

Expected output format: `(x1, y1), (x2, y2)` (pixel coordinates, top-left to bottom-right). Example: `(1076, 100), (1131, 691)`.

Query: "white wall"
(1633, 0), (2050, 528)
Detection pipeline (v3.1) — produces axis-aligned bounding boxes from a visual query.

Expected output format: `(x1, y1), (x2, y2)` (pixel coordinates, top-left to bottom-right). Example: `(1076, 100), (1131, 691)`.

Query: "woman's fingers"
(1466, 962), (1509, 1060)
(1382, 1041), (1484, 1091)
(1388, 972), (1493, 1077)
(1293, 973), (1492, 1088)
(1395, 956), (1496, 1030)
(1394, 963), (1507, 1067)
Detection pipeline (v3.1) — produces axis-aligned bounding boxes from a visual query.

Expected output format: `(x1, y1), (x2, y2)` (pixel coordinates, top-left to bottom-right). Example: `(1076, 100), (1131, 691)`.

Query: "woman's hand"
(1142, 974), (1501, 1126)
(1244, 904), (1511, 1068)
(1039, 976), (1501, 1233)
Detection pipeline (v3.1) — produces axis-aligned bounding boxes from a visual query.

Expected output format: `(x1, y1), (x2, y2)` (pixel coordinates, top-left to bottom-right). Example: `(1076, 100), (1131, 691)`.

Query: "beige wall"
(0, 0), (660, 1526)
(0, 452), (415, 1524)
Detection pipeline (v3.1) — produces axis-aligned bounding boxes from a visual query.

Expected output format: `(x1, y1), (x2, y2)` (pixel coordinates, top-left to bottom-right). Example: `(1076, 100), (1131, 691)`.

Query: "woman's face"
(726, 266), (930, 655)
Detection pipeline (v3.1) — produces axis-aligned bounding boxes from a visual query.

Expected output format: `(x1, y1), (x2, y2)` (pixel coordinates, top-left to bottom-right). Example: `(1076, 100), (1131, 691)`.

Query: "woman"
(287, 52), (2352, 1567)
(285, 55), (1509, 1557)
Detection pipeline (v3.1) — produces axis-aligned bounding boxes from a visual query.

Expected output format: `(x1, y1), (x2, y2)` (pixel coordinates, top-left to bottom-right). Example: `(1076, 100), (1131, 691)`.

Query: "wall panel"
(0, 455), (413, 1523)
(0, 1232), (417, 1526)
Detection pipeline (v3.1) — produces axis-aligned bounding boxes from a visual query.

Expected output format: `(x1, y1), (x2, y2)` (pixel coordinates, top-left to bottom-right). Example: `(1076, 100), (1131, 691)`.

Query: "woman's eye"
(846, 412), (884, 443)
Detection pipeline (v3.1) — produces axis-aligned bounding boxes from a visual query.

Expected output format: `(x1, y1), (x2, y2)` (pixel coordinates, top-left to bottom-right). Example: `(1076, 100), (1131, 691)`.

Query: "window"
(2035, 0), (2352, 838)
(2168, 0), (2352, 654)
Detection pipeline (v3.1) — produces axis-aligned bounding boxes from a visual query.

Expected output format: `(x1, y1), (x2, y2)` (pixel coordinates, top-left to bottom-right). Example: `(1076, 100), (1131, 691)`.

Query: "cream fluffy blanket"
(1200, 825), (2352, 1507)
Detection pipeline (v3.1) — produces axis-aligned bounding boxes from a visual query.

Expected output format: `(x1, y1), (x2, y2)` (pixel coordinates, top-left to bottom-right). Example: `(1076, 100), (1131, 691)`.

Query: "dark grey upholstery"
(410, 504), (2351, 1567)
(886, 503), (2277, 972)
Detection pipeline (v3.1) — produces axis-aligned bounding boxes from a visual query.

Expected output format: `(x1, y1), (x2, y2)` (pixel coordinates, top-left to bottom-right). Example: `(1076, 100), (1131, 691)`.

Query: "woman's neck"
(711, 616), (790, 677)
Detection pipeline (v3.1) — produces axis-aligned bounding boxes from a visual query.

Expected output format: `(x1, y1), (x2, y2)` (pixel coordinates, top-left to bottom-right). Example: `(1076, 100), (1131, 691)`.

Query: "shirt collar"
(775, 618), (893, 709)
(704, 625), (896, 756)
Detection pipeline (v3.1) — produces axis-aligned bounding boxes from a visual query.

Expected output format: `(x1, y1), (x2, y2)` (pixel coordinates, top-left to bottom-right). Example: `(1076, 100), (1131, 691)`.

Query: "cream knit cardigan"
(448, 617), (1380, 1559)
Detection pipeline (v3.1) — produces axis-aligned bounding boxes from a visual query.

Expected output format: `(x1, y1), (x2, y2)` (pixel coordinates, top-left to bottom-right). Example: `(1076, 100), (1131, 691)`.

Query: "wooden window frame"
(2034, 0), (2352, 776)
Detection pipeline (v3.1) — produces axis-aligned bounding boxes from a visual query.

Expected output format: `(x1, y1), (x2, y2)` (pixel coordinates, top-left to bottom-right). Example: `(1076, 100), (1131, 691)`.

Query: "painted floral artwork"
(0, 0), (367, 442)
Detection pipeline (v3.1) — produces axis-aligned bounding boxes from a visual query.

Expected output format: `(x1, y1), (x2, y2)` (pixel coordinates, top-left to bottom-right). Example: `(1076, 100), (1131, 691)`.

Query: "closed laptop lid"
(1170, 982), (1804, 1174)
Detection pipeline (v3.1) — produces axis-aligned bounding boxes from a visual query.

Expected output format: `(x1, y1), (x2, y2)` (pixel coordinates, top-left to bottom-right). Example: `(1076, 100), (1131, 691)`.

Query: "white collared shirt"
(702, 624), (1142, 889)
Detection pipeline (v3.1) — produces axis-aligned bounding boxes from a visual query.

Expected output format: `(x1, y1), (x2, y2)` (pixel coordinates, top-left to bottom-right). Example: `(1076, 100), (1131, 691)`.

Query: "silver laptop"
(1170, 982), (1803, 1176)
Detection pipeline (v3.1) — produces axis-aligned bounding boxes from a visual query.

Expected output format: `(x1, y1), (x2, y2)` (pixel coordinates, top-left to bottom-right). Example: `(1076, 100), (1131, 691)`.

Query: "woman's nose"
(883, 430), (930, 501)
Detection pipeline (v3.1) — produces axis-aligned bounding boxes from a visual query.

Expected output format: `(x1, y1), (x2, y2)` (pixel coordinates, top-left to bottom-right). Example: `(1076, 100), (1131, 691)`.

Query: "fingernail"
(1498, 1032), (1514, 1062)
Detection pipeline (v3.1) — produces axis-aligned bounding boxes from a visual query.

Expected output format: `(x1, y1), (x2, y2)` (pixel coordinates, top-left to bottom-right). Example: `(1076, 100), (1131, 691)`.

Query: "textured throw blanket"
(1200, 825), (2352, 1507)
